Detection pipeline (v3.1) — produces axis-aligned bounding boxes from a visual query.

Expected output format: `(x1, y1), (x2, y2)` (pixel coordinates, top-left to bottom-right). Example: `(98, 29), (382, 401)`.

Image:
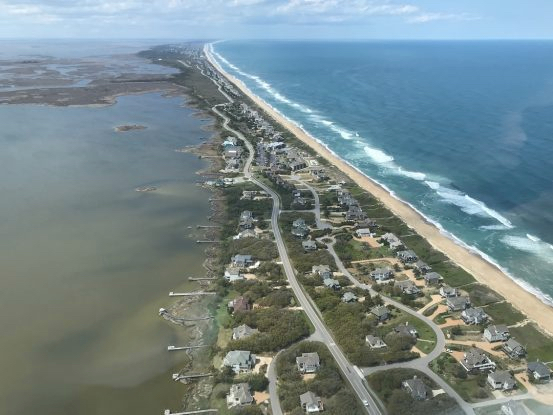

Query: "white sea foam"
(363, 146), (394, 163)
(424, 181), (514, 229)
(212, 49), (315, 115)
(395, 167), (426, 181)
(479, 224), (511, 231)
(501, 235), (553, 264)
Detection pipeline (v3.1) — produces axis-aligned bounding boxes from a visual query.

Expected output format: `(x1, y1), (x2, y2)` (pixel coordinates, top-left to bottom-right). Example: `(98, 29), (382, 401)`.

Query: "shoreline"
(204, 44), (553, 335)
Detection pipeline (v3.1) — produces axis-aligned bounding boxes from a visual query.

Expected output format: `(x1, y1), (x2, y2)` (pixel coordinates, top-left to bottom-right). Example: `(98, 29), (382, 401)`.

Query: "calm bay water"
(213, 40), (553, 306)
(0, 92), (211, 414)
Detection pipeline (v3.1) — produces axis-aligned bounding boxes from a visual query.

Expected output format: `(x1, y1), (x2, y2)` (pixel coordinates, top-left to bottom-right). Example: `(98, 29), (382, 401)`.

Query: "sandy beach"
(205, 44), (553, 335)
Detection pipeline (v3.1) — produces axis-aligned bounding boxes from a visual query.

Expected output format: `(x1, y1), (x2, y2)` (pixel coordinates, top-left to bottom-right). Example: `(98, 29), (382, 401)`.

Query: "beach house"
(447, 296), (470, 311)
(527, 361), (551, 382)
(460, 348), (496, 373)
(484, 325), (510, 342)
(323, 278), (341, 290)
(394, 322), (419, 338)
(414, 260), (432, 274)
(227, 383), (254, 408)
(355, 228), (373, 238)
(370, 267), (394, 283)
(232, 324), (258, 341)
(380, 233), (403, 249)
(371, 305), (390, 322)
(296, 352), (320, 374)
(394, 280), (421, 296)
(423, 272), (442, 285)
(312, 264), (332, 279)
(365, 335), (387, 349)
(302, 240), (317, 251)
(461, 307), (489, 325)
(439, 285), (458, 298)
(228, 296), (251, 314)
(223, 350), (256, 374)
(487, 371), (516, 391)
(342, 292), (358, 303)
(402, 376), (428, 400)
(224, 267), (244, 282)
(503, 339), (526, 359)
(300, 391), (323, 413)
(397, 250), (418, 263)
(231, 254), (254, 268)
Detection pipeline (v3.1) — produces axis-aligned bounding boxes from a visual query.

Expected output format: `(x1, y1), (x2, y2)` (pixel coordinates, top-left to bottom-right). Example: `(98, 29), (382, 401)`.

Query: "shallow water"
(0, 92), (212, 414)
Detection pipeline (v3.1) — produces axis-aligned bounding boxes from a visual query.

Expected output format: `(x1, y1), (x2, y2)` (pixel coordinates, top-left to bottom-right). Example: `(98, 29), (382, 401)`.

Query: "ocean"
(0, 42), (212, 415)
(212, 40), (553, 305)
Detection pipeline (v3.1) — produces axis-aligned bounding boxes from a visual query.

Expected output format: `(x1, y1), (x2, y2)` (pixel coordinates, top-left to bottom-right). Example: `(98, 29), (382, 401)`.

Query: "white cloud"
(408, 12), (481, 24)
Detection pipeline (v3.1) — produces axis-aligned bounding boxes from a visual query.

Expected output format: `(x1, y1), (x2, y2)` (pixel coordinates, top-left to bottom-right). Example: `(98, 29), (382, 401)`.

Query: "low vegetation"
(276, 341), (365, 415)
(368, 368), (462, 415)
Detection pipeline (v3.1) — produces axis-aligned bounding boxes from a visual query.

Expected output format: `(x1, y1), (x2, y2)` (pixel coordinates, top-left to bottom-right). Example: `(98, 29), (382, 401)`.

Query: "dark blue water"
(212, 40), (553, 304)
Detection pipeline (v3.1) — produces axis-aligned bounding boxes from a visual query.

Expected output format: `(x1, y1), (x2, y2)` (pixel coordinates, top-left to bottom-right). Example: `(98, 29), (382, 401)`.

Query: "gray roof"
(371, 305), (389, 317)
(296, 352), (320, 367)
(403, 377), (427, 400)
(232, 254), (252, 263)
(487, 324), (509, 336)
(366, 335), (386, 347)
(463, 307), (488, 319)
(397, 250), (417, 258)
(228, 383), (253, 405)
(528, 361), (550, 377)
(463, 348), (493, 369)
(312, 264), (331, 274)
(300, 391), (321, 406)
(224, 350), (254, 366)
(323, 278), (340, 288)
(504, 339), (525, 354)
(302, 240), (317, 249)
(447, 296), (470, 308)
(424, 272), (442, 282)
(232, 324), (258, 340)
(292, 218), (306, 228)
(489, 371), (516, 389)
(342, 292), (358, 302)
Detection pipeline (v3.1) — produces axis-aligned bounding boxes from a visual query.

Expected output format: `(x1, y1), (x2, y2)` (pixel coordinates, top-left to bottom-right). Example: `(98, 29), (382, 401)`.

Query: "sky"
(0, 0), (552, 40)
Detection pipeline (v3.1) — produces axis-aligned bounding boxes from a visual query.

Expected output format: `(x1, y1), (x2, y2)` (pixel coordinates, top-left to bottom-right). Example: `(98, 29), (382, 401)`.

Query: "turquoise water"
(213, 40), (553, 305)
(0, 92), (211, 414)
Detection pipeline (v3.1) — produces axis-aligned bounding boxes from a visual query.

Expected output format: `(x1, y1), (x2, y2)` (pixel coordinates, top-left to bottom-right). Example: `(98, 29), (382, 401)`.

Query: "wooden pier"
(188, 277), (217, 281)
(167, 345), (209, 351)
(196, 225), (221, 229)
(169, 291), (216, 297)
(164, 409), (217, 415)
(196, 240), (221, 243)
(172, 373), (214, 382)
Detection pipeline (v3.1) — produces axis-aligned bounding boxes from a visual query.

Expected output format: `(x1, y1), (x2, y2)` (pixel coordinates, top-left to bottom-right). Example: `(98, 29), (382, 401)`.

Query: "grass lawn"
(510, 323), (553, 362)
(483, 301), (526, 325)
(463, 284), (504, 306)
(381, 311), (437, 354)
(431, 262), (476, 287)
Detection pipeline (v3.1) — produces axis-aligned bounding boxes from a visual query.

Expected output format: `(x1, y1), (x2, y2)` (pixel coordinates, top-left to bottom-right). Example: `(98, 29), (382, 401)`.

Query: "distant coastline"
(204, 43), (553, 335)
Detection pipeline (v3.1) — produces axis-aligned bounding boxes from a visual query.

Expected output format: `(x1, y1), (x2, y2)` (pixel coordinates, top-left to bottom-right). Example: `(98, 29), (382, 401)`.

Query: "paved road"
(209, 96), (383, 414)
(267, 350), (284, 415)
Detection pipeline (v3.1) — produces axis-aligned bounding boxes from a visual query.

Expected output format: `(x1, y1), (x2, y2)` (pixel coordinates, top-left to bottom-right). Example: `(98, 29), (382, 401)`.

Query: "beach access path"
(203, 43), (553, 337)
